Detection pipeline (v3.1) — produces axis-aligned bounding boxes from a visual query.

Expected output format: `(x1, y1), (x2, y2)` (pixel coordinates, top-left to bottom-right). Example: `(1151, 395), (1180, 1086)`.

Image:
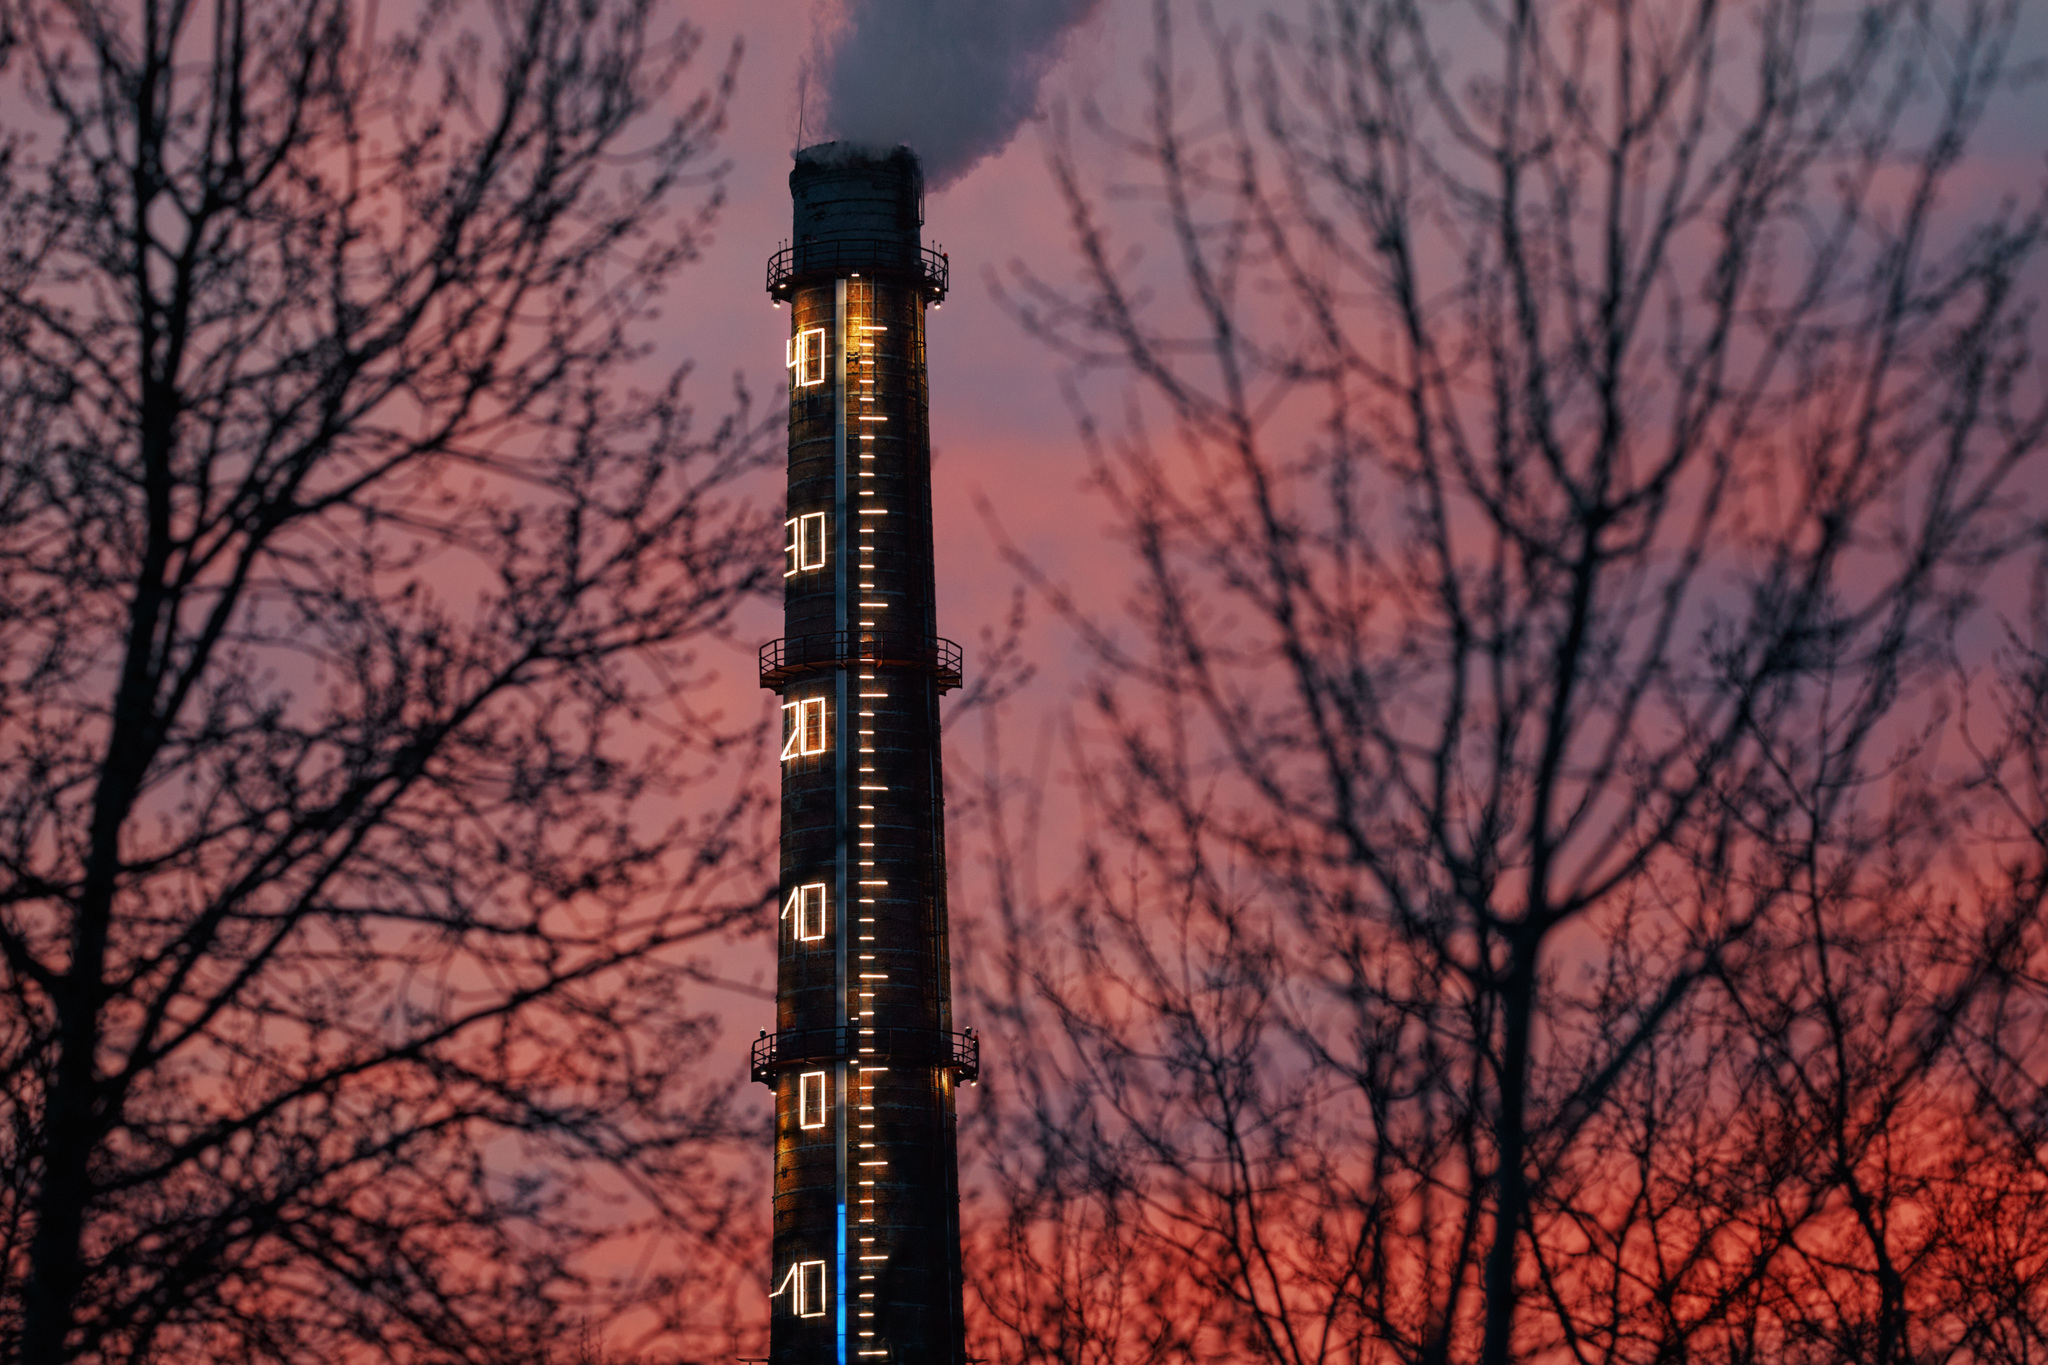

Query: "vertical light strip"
(858, 668), (886, 1245)
(852, 287), (891, 1326)
(834, 277), (850, 641)
(831, 277), (851, 1365)
(857, 283), (887, 1332)
(856, 294), (888, 1309)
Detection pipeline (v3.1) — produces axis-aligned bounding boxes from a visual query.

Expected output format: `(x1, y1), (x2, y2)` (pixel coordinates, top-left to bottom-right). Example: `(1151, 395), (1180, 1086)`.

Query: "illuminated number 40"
(786, 328), (825, 387)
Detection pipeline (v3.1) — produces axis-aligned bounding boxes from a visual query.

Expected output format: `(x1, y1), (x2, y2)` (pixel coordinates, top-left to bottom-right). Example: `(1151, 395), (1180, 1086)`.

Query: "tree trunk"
(1480, 952), (1536, 1365)
(21, 989), (101, 1364)
(22, 412), (172, 1361)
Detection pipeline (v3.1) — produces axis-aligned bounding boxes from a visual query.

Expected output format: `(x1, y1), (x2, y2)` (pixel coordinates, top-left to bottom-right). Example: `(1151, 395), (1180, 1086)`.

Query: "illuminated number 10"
(785, 512), (826, 576)
(784, 883), (827, 941)
(780, 697), (827, 760)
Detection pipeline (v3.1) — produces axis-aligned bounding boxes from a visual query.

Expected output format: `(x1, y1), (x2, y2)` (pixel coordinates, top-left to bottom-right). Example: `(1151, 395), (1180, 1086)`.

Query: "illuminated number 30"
(785, 512), (826, 576)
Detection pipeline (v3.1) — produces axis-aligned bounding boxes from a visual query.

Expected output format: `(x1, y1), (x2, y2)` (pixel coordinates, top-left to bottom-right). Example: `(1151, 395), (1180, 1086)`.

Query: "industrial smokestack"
(755, 143), (971, 1365)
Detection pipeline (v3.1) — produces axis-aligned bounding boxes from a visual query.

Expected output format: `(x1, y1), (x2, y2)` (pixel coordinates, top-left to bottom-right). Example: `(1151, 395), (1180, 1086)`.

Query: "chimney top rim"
(792, 140), (921, 172)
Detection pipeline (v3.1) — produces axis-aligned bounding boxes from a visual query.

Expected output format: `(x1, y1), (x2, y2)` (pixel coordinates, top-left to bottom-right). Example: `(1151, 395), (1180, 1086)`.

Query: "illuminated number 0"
(798, 1070), (827, 1129)
(796, 1260), (826, 1316)
(780, 697), (827, 760)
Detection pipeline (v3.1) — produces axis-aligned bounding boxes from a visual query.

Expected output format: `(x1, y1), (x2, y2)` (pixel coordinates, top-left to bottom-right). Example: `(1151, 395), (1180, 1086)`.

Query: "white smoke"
(816, 0), (1106, 189)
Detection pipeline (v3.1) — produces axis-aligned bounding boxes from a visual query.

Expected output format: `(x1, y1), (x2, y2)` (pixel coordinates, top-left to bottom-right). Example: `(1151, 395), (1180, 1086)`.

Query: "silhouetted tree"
(964, 0), (2048, 1361)
(0, 0), (774, 1360)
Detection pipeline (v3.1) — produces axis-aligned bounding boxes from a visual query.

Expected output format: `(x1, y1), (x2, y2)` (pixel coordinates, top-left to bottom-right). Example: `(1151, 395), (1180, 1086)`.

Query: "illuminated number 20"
(780, 697), (827, 760)
(785, 512), (826, 576)
(786, 328), (826, 387)
(784, 883), (827, 941)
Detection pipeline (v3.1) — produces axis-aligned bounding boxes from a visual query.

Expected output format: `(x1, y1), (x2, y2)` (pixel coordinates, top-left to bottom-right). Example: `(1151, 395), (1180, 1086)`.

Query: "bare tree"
(0, 0), (776, 1361)
(962, 0), (2048, 1361)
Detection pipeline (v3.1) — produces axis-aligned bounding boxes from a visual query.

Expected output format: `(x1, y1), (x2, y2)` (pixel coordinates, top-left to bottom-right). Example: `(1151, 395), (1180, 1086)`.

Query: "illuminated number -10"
(785, 512), (826, 576)
(781, 697), (827, 760)
(787, 328), (825, 387)
(798, 1070), (828, 1129)
(784, 883), (827, 941)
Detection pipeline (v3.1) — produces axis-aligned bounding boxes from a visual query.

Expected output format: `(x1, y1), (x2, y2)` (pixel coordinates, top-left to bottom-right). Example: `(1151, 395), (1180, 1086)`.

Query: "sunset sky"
(7, 0), (2044, 1355)
(673, 0), (2048, 1054)
(668, 0), (2048, 718)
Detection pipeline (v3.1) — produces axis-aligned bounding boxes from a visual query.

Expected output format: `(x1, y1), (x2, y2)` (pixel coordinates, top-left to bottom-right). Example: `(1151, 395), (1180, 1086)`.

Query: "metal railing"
(760, 631), (962, 691)
(750, 1025), (980, 1085)
(766, 238), (949, 301)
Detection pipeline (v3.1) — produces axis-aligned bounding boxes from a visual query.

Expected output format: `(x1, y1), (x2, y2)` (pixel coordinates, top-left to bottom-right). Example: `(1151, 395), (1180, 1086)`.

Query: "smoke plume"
(816, 0), (1105, 189)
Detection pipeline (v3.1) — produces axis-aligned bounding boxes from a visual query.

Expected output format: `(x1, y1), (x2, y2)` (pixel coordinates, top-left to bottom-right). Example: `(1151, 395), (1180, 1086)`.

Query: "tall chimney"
(754, 143), (971, 1365)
